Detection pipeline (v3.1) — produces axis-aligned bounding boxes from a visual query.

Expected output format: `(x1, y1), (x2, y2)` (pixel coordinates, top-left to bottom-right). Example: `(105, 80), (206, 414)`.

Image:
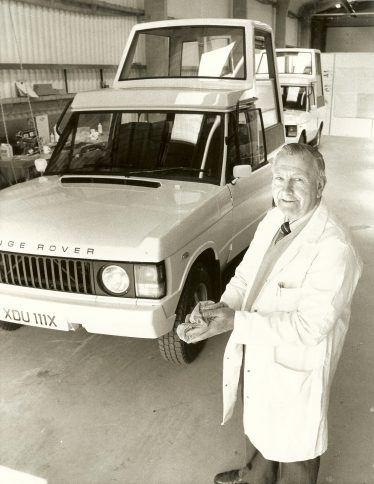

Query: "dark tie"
(281, 221), (291, 236)
(275, 221), (291, 243)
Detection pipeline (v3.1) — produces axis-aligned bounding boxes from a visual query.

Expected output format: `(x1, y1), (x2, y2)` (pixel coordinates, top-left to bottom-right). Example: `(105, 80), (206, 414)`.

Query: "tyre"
(158, 264), (213, 365)
(0, 321), (23, 331)
(313, 125), (322, 148)
(298, 132), (307, 144)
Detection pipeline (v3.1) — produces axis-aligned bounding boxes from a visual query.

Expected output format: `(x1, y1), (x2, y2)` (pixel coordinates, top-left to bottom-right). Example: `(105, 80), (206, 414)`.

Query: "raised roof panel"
(113, 18), (272, 92)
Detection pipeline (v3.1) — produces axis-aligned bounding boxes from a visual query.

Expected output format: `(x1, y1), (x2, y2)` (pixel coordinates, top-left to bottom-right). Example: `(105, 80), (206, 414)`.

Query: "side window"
(237, 112), (251, 164)
(226, 109), (267, 179)
(254, 30), (281, 128)
(247, 110), (266, 171)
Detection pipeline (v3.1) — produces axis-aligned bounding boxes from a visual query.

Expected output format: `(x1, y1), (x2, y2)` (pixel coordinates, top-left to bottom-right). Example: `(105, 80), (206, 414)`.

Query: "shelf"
(0, 94), (75, 105)
(0, 63), (117, 70)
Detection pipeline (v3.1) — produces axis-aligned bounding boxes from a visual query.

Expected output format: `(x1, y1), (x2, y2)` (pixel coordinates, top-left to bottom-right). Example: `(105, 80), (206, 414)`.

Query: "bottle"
(0, 143), (13, 161)
(97, 122), (103, 135)
(50, 132), (55, 144)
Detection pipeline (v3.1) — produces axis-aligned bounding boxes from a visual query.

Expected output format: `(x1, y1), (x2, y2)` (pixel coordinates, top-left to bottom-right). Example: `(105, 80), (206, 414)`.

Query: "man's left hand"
(186, 306), (235, 343)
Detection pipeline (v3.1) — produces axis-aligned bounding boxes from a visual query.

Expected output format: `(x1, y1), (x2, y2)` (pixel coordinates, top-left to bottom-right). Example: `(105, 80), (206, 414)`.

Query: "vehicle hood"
(0, 176), (227, 261)
(283, 110), (310, 125)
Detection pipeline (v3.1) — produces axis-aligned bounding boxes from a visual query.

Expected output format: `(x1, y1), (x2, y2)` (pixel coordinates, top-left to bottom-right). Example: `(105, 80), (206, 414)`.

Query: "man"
(178, 143), (362, 483)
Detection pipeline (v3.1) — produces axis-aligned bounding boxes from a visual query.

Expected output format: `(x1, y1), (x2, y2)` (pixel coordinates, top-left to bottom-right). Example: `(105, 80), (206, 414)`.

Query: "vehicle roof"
(130, 17), (272, 31)
(276, 48), (321, 54)
(71, 87), (256, 112)
(113, 18), (274, 92)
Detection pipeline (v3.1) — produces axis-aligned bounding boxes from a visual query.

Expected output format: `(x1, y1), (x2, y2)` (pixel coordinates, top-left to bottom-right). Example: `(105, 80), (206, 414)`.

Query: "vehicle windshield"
(46, 111), (224, 184)
(276, 52), (312, 75)
(257, 52), (312, 76)
(119, 25), (245, 80)
(281, 86), (308, 111)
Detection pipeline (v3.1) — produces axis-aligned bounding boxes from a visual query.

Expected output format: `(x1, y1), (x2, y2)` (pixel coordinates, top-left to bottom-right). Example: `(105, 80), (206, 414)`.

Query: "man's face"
(271, 152), (325, 222)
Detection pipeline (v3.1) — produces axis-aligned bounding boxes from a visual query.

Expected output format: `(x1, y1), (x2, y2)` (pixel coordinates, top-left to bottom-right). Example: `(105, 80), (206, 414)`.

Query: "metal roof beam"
(11, 0), (145, 16)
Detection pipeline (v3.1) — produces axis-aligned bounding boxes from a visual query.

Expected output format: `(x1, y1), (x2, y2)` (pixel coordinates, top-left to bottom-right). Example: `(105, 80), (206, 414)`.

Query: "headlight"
(134, 263), (166, 299)
(286, 125), (298, 137)
(100, 265), (130, 295)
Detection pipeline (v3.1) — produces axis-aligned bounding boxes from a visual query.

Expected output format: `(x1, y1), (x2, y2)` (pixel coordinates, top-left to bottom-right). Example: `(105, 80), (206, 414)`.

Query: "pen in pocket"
(277, 282), (284, 296)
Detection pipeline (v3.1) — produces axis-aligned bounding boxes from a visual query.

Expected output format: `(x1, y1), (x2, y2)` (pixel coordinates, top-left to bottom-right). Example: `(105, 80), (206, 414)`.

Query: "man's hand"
(185, 305), (235, 343)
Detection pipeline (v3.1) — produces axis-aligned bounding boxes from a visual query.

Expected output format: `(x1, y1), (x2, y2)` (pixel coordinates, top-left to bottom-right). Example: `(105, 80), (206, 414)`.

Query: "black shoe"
(214, 468), (250, 484)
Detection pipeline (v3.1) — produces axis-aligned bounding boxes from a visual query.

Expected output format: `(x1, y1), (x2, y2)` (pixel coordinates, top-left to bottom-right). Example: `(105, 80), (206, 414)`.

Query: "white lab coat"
(220, 200), (362, 463)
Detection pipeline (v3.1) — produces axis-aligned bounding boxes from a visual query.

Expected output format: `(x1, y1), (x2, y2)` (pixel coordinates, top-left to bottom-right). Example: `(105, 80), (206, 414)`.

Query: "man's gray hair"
(274, 143), (326, 181)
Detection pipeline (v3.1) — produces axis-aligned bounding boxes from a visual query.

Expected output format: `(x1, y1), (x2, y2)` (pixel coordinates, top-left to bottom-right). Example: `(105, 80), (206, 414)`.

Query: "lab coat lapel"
(266, 201), (329, 281)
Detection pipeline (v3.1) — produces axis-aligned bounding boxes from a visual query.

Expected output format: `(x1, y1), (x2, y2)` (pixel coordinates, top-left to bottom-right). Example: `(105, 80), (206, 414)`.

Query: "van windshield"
(281, 86), (308, 111)
(119, 25), (245, 80)
(276, 52), (312, 75)
(46, 111), (224, 184)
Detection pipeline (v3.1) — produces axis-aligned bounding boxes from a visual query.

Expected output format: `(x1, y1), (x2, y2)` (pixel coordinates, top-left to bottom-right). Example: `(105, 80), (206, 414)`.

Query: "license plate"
(2, 307), (68, 331)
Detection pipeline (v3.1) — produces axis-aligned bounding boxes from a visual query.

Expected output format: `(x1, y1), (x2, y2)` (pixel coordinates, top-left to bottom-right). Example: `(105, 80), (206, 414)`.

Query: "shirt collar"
(286, 202), (320, 230)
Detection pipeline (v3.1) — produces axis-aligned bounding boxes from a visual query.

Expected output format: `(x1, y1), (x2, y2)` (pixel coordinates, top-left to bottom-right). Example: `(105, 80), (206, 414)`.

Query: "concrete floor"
(0, 136), (373, 484)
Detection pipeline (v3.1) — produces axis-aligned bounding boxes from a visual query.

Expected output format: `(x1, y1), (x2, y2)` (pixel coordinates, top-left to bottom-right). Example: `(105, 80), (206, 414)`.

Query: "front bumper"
(0, 284), (176, 338)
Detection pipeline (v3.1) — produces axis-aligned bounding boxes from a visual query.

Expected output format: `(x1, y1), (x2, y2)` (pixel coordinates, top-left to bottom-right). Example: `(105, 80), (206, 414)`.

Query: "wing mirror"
(232, 164), (252, 184)
(233, 164), (252, 178)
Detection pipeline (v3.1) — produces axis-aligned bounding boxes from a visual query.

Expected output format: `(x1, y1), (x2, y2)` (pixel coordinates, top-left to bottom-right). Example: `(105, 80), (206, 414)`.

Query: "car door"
(225, 108), (272, 260)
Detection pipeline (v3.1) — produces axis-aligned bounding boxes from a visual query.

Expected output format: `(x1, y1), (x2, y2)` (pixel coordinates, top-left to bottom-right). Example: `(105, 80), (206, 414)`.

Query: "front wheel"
(313, 125), (322, 148)
(158, 264), (213, 365)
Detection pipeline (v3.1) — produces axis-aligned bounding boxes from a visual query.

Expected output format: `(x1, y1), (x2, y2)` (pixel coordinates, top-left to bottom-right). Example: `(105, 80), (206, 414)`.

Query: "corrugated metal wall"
(0, 0), (141, 98)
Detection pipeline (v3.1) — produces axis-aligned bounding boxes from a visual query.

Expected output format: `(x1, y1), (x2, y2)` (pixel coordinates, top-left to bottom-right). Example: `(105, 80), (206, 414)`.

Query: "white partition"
(321, 52), (374, 139)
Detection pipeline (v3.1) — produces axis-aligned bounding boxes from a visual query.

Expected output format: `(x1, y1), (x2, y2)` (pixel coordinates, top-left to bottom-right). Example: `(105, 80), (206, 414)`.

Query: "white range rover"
(0, 19), (284, 364)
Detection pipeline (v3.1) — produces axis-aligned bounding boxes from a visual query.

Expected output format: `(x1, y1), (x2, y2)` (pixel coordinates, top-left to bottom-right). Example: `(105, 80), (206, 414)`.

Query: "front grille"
(0, 251), (94, 295)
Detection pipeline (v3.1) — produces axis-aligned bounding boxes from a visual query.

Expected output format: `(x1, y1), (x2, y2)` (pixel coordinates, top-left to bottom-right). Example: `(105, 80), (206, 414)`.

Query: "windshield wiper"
(127, 167), (209, 175)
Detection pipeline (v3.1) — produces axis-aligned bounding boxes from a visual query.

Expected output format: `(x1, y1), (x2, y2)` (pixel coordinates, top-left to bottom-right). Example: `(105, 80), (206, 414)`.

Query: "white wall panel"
(321, 52), (374, 139)
(285, 16), (298, 47)
(246, 0), (274, 30)
(168, 0), (230, 18)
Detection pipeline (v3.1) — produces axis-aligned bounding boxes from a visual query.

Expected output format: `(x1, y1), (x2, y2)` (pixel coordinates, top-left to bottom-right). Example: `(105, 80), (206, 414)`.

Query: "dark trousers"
(241, 437), (320, 484)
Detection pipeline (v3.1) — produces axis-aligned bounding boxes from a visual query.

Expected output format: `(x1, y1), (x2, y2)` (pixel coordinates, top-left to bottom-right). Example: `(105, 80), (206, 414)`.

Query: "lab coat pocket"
(276, 286), (301, 311)
(272, 359), (314, 401)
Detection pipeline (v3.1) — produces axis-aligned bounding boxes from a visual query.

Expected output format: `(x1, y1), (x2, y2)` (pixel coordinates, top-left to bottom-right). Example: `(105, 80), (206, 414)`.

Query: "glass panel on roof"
(119, 26), (245, 80)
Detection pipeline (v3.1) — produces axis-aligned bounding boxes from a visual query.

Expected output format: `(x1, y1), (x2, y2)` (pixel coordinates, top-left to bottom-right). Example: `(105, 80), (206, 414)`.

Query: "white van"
(276, 48), (325, 146)
(0, 19), (284, 364)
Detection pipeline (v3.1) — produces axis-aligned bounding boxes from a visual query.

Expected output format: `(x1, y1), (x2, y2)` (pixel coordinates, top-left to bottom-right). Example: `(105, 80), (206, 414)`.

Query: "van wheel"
(158, 264), (213, 365)
(314, 125), (322, 148)
(298, 132), (306, 144)
(0, 321), (23, 331)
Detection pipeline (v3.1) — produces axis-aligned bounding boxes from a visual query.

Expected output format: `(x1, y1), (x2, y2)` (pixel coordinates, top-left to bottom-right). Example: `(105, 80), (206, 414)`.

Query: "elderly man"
(179, 143), (362, 484)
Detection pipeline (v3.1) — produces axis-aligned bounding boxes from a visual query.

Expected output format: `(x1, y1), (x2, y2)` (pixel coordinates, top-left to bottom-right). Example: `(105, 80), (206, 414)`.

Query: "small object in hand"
(177, 300), (228, 343)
